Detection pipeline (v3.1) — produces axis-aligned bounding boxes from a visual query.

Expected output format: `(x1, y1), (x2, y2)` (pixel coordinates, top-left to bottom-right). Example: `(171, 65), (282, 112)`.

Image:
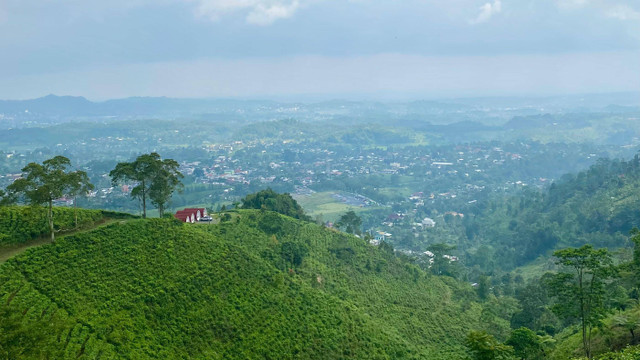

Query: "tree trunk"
(141, 180), (147, 219)
(74, 196), (78, 229)
(49, 200), (55, 242)
(579, 269), (590, 359)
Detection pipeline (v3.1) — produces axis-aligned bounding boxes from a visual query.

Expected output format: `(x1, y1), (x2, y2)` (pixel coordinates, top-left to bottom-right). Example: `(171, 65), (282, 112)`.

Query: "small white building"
(422, 217), (436, 227)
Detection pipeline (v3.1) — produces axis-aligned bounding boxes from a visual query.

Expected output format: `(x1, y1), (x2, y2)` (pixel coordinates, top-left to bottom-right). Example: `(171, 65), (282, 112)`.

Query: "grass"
(293, 191), (386, 222)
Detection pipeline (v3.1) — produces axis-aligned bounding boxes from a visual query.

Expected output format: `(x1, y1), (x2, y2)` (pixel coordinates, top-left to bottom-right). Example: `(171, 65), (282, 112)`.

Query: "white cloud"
(191, 0), (302, 25)
(606, 4), (640, 20)
(470, 0), (502, 24)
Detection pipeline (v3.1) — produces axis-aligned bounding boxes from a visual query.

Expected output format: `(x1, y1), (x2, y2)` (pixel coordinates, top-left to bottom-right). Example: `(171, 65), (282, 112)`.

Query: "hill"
(464, 154), (640, 270)
(0, 206), (135, 247)
(0, 210), (484, 359)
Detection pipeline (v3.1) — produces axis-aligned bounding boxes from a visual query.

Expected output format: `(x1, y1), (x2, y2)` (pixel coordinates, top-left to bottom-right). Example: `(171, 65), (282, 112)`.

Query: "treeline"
(463, 231), (640, 359)
(1, 153), (183, 241)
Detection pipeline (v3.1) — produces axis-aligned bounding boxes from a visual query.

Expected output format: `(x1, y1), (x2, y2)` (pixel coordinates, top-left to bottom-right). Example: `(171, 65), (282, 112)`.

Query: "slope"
(0, 211), (483, 359)
(0, 206), (136, 247)
(465, 154), (640, 270)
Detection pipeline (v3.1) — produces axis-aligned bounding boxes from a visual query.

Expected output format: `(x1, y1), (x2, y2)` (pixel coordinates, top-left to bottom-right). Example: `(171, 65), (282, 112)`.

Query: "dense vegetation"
(241, 188), (310, 221)
(464, 155), (640, 271)
(0, 206), (106, 246)
(0, 210), (485, 359)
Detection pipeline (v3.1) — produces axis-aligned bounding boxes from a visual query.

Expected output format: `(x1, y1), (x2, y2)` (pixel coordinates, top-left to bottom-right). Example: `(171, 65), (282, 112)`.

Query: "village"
(0, 136), (627, 256)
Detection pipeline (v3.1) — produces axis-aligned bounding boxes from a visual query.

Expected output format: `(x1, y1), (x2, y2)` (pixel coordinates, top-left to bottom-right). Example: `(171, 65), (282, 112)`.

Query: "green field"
(292, 191), (386, 222)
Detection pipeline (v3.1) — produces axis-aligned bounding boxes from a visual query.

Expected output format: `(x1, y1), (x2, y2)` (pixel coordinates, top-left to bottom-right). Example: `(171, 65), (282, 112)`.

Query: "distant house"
(386, 213), (404, 222)
(409, 192), (424, 200)
(185, 208), (207, 220)
(53, 197), (74, 206)
(374, 231), (392, 243)
(174, 211), (195, 223)
(422, 217), (436, 227)
(445, 211), (464, 218)
(174, 208), (207, 223)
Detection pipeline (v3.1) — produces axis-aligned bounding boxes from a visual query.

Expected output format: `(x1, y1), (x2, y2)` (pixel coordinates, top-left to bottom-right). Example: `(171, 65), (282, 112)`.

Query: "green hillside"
(0, 206), (136, 247)
(0, 210), (483, 359)
(466, 155), (640, 270)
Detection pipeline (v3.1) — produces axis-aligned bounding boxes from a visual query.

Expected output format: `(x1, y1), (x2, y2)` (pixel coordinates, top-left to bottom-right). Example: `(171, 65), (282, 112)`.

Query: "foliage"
(4, 156), (93, 241)
(546, 245), (616, 359)
(427, 243), (460, 277)
(148, 157), (184, 218)
(466, 330), (515, 360)
(336, 210), (363, 235)
(593, 345), (640, 360)
(0, 206), (127, 246)
(505, 327), (545, 360)
(0, 210), (488, 359)
(611, 314), (640, 346)
(110, 152), (182, 218)
(480, 296), (522, 341)
(0, 189), (12, 206)
(631, 229), (640, 288)
(241, 188), (310, 221)
(511, 279), (559, 334)
(468, 156), (640, 270)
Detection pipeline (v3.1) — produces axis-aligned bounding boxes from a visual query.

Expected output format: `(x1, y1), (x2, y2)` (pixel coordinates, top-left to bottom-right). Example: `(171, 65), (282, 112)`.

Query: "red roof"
(182, 208), (206, 213)
(174, 208), (207, 223)
(174, 214), (192, 222)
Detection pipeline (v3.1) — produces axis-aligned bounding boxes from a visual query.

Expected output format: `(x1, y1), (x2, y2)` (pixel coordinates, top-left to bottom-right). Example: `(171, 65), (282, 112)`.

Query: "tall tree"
(148, 158), (183, 218)
(336, 210), (362, 235)
(427, 243), (458, 276)
(631, 229), (640, 283)
(505, 327), (545, 360)
(110, 153), (160, 219)
(5, 156), (93, 241)
(546, 245), (615, 359)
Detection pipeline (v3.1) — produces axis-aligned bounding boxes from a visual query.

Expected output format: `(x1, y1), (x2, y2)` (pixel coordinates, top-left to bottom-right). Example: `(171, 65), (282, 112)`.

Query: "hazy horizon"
(2, 90), (640, 106)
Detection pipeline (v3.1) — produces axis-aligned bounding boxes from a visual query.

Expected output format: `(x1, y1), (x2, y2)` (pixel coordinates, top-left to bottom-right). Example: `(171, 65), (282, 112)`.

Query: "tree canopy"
(110, 153), (183, 218)
(241, 188), (309, 220)
(336, 210), (362, 235)
(546, 245), (615, 359)
(4, 156), (93, 241)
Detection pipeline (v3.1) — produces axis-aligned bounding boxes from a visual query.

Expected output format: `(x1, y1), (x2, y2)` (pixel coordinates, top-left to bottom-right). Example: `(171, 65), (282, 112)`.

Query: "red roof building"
(174, 208), (208, 223)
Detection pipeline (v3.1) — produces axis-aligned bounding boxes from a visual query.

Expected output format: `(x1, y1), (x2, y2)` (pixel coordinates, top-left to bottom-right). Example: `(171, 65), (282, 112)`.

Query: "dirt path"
(0, 219), (125, 263)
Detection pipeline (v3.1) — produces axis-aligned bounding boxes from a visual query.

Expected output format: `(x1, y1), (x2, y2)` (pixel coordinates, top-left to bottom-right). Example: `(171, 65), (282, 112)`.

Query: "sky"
(0, 0), (639, 100)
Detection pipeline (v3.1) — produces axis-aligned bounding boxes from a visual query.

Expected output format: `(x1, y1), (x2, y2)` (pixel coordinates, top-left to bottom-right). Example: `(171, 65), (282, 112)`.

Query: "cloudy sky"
(0, 0), (639, 100)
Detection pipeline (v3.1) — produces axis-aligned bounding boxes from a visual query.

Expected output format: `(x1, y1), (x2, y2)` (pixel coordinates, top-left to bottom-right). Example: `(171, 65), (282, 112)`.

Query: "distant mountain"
(0, 92), (637, 122)
(0, 94), (279, 118)
(0, 94), (96, 116)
